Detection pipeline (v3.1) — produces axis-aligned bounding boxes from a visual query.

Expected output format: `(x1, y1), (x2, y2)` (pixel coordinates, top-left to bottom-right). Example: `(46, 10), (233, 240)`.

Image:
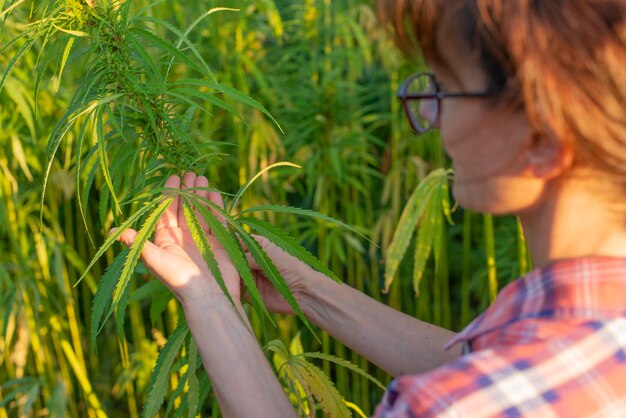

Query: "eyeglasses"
(397, 72), (496, 134)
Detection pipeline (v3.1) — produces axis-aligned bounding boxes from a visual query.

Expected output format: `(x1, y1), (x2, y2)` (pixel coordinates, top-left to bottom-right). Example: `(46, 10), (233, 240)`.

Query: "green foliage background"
(0, 0), (531, 416)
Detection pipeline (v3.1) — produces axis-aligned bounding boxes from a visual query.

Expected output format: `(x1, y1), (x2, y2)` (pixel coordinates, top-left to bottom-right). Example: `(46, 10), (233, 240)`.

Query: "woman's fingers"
(117, 227), (164, 269)
(157, 175), (181, 231)
(178, 172), (197, 228)
(116, 228), (194, 293)
(194, 173), (227, 230)
(245, 235), (271, 270)
(208, 190), (227, 228)
(159, 172), (226, 236)
(195, 175), (211, 234)
(245, 252), (261, 271)
(195, 175), (210, 200)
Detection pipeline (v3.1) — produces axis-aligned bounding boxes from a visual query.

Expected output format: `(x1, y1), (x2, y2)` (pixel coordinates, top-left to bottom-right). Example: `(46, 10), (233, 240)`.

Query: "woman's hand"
(246, 235), (325, 314)
(116, 173), (298, 417)
(116, 173), (240, 306)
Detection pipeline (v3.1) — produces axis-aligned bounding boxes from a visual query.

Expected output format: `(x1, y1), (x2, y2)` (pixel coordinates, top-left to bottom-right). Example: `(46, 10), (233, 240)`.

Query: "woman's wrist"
(181, 289), (243, 317)
(296, 268), (339, 319)
(173, 274), (239, 308)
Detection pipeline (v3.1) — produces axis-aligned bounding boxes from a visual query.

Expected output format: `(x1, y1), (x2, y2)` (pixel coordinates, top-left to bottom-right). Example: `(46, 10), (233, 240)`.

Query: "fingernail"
(109, 227), (118, 235)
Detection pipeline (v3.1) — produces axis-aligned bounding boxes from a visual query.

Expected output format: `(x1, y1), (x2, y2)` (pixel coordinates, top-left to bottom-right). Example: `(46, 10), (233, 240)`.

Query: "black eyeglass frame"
(397, 72), (497, 134)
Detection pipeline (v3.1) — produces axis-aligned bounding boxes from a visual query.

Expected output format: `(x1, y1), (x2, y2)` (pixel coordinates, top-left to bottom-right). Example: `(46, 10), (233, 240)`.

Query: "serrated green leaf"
(196, 372), (213, 415)
(440, 176), (454, 225)
(110, 198), (173, 339)
(166, 89), (219, 118)
(240, 217), (340, 282)
(166, 365), (190, 416)
(169, 86), (244, 119)
(185, 195), (273, 325)
(77, 196), (166, 287)
(180, 196), (238, 311)
(150, 289), (173, 326)
(236, 228), (316, 339)
(0, 378), (39, 409)
(41, 93), (124, 227)
(266, 339), (288, 356)
(99, 185), (110, 227)
(289, 366), (316, 417)
(412, 195), (436, 297)
(289, 332), (305, 356)
(384, 169), (445, 292)
(5, 78), (35, 140)
(301, 352), (385, 391)
(172, 78), (282, 131)
(237, 205), (371, 243)
(90, 248), (129, 351)
(267, 339), (290, 373)
(132, 15), (215, 80)
(74, 111), (95, 248)
(431, 185), (445, 273)
(95, 108), (122, 216)
(411, 171), (451, 296)
(142, 321), (189, 418)
(130, 27), (206, 77)
(0, 37), (33, 92)
(114, 275), (136, 342)
(54, 36), (75, 93)
(266, 342), (314, 417)
(296, 360), (350, 418)
(124, 32), (162, 83)
(129, 280), (168, 304)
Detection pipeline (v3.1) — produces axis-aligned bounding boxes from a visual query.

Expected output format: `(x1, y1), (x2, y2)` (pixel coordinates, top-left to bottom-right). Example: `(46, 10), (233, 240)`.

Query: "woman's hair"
(378, 0), (626, 188)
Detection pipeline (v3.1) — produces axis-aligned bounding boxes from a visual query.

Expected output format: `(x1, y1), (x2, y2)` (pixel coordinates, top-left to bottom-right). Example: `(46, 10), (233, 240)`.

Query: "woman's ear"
(525, 131), (574, 180)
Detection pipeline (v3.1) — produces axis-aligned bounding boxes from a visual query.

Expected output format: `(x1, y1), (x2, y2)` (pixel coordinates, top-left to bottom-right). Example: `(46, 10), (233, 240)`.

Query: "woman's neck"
(519, 177), (626, 267)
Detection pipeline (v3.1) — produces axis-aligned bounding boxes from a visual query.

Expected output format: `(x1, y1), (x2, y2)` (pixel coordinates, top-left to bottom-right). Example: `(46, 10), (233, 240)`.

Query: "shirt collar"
(445, 256), (626, 350)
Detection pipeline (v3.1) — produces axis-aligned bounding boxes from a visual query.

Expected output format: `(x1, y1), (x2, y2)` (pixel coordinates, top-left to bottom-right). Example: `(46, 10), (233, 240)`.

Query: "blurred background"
(0, 0), (530, 416)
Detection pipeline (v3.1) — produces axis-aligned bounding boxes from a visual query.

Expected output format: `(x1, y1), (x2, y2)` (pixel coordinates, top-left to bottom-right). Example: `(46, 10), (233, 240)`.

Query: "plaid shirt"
(374, 257), (626, 418)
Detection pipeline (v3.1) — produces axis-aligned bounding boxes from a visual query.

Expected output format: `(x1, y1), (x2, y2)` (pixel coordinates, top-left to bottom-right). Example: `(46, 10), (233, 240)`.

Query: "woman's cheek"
(442, 109), (541, 214)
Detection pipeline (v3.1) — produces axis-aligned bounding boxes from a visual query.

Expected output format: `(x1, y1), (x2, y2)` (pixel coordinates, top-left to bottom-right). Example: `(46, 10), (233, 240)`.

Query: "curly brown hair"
(378, 0), (626, 188)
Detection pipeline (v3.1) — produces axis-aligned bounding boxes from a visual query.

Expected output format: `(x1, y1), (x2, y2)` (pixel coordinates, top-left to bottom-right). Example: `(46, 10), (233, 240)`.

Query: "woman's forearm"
(183, 297), (297, 418)
(299, 273), (460, 377)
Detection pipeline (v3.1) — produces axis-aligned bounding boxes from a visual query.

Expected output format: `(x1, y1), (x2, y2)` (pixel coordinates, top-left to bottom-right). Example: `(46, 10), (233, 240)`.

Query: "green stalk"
(483, 214), (498, 303)
(439, 222), (451, 329)
(516, 217), (531, 276)
(461, 210), (472, 325)
(50, 315), (106, 417)
(22, 291), (51, 399)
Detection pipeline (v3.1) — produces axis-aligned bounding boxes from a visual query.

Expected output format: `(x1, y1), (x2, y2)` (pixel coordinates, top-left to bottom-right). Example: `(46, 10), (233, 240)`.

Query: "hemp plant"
(384, 168), (454, 295)
(1, 0), (367, 415)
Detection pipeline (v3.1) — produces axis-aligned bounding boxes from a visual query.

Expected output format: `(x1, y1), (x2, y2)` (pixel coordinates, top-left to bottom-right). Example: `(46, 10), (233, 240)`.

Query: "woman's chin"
(452, 176), (547, 215)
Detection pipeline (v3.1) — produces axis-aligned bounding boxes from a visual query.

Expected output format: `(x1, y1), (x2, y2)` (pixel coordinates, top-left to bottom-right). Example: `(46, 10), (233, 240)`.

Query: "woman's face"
(430, 11), (565, 215)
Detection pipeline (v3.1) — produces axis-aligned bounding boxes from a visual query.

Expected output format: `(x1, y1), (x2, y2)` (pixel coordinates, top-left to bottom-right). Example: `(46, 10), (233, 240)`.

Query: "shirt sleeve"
(372, 375), (451, 418)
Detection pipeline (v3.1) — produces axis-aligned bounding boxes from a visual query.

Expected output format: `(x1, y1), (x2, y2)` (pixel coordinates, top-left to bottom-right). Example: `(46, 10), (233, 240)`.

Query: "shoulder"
(374, 318), (626, 418)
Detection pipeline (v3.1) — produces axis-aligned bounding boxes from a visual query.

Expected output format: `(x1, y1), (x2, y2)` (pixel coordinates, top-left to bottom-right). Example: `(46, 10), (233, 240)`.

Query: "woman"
(117, 0), (626, 416)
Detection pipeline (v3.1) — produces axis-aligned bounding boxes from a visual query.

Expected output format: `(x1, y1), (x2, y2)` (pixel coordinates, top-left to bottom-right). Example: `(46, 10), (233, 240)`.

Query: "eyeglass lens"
(405, 74), (438, 132)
